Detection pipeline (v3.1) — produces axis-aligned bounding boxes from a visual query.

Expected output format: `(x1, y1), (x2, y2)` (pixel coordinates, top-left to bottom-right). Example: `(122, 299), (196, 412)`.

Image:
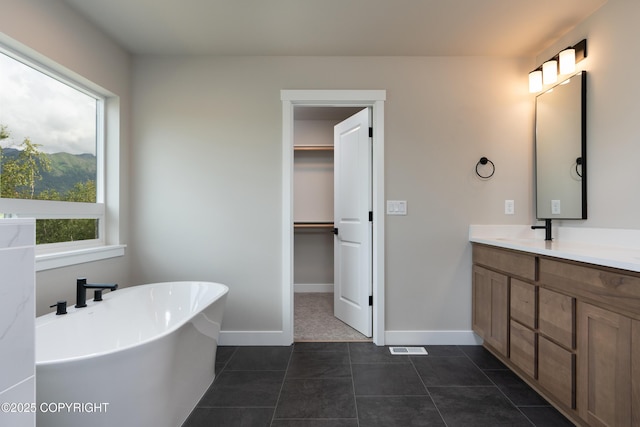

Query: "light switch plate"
(551, 199), (561, 215)
(386, 200), (407, 215)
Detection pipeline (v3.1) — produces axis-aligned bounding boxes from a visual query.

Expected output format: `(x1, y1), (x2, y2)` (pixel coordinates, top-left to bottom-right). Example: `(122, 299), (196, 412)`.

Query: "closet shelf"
(294, 145), (334, 151)
(294, 221), (334, 229)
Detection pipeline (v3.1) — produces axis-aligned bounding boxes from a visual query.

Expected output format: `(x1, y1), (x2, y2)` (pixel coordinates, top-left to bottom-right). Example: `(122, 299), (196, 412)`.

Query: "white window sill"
(36, 244), (126, 272)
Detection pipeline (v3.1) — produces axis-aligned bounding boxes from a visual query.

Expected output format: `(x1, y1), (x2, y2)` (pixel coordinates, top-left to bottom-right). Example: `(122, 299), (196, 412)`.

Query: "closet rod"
(294, 222), (334, 229)
(293, 145), (334, 151)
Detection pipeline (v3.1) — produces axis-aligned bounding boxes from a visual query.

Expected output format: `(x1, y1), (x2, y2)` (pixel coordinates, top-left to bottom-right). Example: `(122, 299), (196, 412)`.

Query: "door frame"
(281, 89), (386, 345)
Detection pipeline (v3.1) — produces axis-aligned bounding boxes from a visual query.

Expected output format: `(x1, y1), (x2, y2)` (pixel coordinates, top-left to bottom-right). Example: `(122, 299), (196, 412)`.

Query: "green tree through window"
(1, 124), (98, 244)
(1, 48), (102, 247)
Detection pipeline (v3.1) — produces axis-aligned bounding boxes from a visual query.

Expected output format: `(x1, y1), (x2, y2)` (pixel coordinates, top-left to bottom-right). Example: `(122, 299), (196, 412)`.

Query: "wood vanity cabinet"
(472, 245), (535, 357)
(472, 243), (640, 427)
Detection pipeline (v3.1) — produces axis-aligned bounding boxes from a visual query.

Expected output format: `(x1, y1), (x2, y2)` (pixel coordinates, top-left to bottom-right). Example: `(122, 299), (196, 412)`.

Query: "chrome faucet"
(531, 219), (553, 241)
(75, 277), (118, 308)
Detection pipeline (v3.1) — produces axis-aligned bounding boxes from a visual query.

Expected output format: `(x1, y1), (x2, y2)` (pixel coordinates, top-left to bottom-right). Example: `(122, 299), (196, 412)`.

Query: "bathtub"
(36, 281), (228, 427)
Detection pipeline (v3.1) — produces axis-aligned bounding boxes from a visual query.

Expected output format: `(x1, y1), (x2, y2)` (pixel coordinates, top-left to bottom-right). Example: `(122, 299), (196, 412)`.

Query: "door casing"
(281, 89), (385, 345)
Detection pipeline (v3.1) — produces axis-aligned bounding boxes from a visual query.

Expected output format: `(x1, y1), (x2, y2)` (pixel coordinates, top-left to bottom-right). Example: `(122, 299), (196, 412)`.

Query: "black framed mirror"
(535, 70), (587, 219)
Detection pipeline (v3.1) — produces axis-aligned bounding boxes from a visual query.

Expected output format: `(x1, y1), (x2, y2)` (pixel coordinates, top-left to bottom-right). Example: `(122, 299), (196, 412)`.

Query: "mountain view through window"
(0, 52), (99, 244)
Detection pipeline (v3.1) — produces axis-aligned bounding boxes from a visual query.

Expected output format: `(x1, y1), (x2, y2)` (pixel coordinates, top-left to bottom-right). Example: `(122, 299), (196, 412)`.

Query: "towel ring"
(475, 157), (495, 179)
(575, 157), (583, 178)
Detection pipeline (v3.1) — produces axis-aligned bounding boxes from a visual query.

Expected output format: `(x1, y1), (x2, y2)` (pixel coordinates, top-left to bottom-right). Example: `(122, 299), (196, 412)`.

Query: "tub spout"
(76, 277), (118, 308)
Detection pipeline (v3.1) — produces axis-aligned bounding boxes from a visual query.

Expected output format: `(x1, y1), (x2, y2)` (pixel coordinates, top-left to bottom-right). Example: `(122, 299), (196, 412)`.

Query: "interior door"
(334, 108), (372, 337)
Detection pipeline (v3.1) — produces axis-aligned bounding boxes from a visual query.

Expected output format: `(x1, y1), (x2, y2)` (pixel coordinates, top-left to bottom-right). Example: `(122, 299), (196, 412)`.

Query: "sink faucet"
(75, 277), (118, 308)
(531, 219), (553, 241)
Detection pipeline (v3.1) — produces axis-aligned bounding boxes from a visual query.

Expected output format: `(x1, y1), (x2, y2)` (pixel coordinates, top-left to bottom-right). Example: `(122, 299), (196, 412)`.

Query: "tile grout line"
(409, 350), (450, 427)
(460, 346), (537, 427)
(347, 342), (361, 427)
(269, 345), (294, 427)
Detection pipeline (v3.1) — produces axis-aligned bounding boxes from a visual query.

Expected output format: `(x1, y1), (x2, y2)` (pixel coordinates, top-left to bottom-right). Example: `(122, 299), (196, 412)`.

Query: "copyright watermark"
(1, 402), (109, 413)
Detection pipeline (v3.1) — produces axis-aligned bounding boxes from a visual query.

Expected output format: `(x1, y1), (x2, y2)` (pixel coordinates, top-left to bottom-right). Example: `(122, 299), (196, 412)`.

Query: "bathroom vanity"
(470, 226), (640, 427)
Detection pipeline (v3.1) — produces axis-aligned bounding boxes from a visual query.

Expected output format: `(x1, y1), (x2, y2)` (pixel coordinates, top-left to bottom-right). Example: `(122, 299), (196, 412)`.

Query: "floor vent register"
(389, 346), (428, 355)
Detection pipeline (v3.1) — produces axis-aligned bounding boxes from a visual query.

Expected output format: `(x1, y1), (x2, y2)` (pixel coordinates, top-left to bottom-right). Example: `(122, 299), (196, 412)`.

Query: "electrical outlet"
(551, 199), (561, 215)
(505, 200), (515, 215)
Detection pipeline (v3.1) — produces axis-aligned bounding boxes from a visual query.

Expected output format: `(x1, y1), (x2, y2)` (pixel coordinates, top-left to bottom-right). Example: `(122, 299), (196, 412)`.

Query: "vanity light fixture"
(529, 39), (587, 93)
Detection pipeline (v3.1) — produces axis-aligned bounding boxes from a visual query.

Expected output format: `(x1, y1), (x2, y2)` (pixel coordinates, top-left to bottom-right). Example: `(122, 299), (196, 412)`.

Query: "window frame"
(0, 39), (125, 271)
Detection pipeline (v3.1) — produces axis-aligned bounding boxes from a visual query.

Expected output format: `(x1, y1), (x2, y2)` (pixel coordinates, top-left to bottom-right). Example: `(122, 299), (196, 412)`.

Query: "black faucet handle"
(94, 290), (103, 301)
(50, 301), (67, 315)
(531, 219), (553, 241)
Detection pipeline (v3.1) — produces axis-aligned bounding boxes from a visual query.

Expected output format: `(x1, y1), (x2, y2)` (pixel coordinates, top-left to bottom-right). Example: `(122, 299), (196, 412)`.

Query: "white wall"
(131, 55), (534, 340)
(535, 0), (640, 230)
(0, 0), (132, 315)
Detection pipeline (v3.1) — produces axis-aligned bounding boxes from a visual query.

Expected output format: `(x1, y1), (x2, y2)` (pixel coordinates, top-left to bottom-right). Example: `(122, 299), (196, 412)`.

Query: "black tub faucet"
(531, 219), (553, 241)
(75, 277), (118, 308)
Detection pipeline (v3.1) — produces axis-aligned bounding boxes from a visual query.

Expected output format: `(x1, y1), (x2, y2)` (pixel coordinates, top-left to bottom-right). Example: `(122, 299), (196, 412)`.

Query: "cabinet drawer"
(473, 244), (536, 281)
(538, 336), (575, 409)
(510, 320), (536, 378)
(539, 288), (575, 349)
(511, 279), (536, 328)
(539, 257), (640, 316)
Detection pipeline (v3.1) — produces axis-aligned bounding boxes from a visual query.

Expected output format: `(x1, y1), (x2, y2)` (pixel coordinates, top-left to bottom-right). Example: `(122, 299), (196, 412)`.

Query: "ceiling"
(61, 0), (607, 57)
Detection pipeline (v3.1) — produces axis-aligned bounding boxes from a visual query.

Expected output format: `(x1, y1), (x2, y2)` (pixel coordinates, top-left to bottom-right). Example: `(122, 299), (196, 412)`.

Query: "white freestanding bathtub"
(36, 281), (229, 427)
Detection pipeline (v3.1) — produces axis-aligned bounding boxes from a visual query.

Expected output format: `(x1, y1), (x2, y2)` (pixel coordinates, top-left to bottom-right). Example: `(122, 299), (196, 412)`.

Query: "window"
(0, 44), (120, 266)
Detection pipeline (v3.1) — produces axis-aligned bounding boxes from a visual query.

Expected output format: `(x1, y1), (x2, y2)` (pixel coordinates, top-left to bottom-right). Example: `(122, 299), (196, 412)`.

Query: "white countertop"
(469, 225), (640, 273)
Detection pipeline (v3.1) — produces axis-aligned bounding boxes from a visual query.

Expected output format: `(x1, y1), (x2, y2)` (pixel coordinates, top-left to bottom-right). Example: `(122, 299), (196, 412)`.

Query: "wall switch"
(504, 200), (515, 215)
(551, 199), (561, 215)
(386, 200), (407, 215)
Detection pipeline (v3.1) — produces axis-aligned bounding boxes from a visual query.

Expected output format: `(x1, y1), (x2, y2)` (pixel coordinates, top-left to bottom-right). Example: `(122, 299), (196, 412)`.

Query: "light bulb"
(542, 60), (558, 85)
(559, 48), (576, 74)
(529, 70), (542, 93)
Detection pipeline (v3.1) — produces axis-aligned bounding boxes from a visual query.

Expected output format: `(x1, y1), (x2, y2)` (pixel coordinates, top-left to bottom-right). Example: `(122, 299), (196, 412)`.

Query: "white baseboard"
(218, 330), (290, 346)
(384, 330), (483, 346)
(218, 330), (483, 347)
(294, 283), (334, 293)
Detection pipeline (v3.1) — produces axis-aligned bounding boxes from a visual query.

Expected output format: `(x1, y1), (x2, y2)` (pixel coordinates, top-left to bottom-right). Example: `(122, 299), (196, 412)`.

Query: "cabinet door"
(577, 302), (632, 427)
(472, 265), (508, 356)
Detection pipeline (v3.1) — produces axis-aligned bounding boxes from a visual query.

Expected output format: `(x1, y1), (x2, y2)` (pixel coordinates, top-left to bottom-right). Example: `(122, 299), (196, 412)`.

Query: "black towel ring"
(475, 157), (495, 179)
(575, 157), (583, 178)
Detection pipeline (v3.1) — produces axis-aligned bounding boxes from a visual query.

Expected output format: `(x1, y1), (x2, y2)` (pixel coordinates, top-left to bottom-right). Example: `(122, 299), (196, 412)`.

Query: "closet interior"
(293, 106), (369, 342)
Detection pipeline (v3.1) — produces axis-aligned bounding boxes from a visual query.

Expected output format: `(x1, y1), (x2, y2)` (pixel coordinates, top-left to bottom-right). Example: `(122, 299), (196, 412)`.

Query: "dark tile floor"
(183, 343), (574, 427)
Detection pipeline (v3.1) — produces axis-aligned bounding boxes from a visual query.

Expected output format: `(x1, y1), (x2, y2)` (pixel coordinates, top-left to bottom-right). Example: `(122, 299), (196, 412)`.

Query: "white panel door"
(334, 108), (372, 337)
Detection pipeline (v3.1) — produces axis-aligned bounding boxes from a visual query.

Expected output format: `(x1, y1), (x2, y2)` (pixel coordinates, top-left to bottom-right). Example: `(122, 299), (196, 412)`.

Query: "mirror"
(535, 70), (586, 219)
